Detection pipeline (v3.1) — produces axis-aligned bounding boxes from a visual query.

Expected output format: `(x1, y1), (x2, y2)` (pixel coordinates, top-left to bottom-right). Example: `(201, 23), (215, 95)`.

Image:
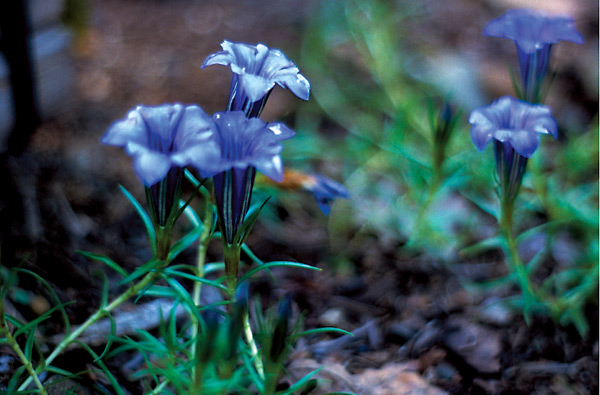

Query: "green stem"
(243, 311), (264, 380)
(222, 242), (264, 381)
(18, 268), (163, 391)
(155, 226), (173, 261)
(410, 170), (441, 245)
(500, 197), (537, 324)
(190, 204), (213, 384)
(223, 244), (241, 294)
(1, 324), (47, 394)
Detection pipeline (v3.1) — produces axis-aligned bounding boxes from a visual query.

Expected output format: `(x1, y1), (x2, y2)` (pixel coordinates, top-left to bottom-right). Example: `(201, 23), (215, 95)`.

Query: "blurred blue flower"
(470, 95), (557, 201)
(202, 40), (310, 117)
(483, 8), (583, 102)
(208, 111), (295, 244)
(102, 103), (219, 186)
(305, 174), (349, 216)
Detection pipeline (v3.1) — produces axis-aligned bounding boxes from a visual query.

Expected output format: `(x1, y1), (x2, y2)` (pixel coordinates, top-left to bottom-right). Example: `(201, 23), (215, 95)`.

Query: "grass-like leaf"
(118, 258), (162, 286)
(120, 185), (157, 256)
(237, 261), (321, 285)
(13, 301), (74, 339)
(293, 327), (353, 339)
(168, 223), (203, 262)
(17, 268), (72, 334)
(233, 196), (271, 246)
(459, 236), (502, 257)
(7, 365), (28, 393)
(163, 275), (201, 321)
(77, 251), (129, 278)
(75, 340), (127, 395)
(279, 367), (324, 395)
(23, 323), (38, 361)
(163, 267), (229, 292)
(95, 313), (117, 362)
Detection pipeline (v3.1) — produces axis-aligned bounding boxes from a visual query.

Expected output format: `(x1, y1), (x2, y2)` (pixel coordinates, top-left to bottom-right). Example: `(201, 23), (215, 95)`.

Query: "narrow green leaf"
(204, 262), (225, 275)
(5, 314), (25, 329)
(120, 185), (157, 256)
(17, 268), (72, 334)
(45, 365), (82, 378)
(163, 268), (229, 292)
(180, 197), (203, 228)
(95, 313), (116, 362)
(75, 340), (127, 395)
(77, 251), (129, 278)
(98, 270), (110, 308)
(237, 261), (320, 285)
(233, 196), (271, 245)
(7, 365), (27, 393)
(163, 276), (201, 321)
(119, 258), (162, 286)
(280, 367), (324, 395)
(24, 323), (38, 361)
(293, 327), (353, 339)
(460, 190), (498, 218)
(143, 285), (179, 299)
(459, 236), (503, 257)
(242, 243), (264, 265)
(14, 301), (75, 338)
(168, 224), (203, 261)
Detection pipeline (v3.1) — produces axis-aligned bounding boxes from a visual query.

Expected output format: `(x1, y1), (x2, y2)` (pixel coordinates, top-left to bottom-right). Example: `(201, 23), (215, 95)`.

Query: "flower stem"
(18, 267), (163, 391)
(221, 242), (264, 380)
(243, 311), (264, 380)
(223, 244), (241, 294)
(499, 197), (537, 324)
(0, 321), (47, 394)
(190, 203), (213, 381)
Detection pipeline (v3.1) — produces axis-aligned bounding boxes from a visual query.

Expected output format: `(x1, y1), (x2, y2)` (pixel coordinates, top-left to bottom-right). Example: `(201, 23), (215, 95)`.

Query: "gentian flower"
(257, 169), (350, 215)
(307, 175), (350, 216)
(469, 96), (557, 202)
(202, 40), (310, 118)
(102, 103), (219, 228)
(483, 8), (584, 103)
(205, 111), (295, 245)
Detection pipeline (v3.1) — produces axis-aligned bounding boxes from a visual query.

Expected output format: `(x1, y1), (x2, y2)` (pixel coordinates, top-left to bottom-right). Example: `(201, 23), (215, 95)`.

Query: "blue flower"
(302, 174), (349, 216)
(202, 40), (310, 118)
(102, 104), (220, 229)
(102, 103), (219, 186)
(470, 96), (557, 201)
(483, 8), (583, 103)
(206, 111), (295, 244)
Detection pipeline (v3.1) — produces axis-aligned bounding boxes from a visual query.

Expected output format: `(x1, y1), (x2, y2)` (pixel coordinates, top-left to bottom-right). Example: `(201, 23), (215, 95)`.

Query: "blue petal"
(102, 110), (147, 147)
(507, 128), (540, 158)
(137, 104), (185, 149)
(469, 109), (495, 151)
(131, 148), (172, 186)
(239, 73), (276, 102)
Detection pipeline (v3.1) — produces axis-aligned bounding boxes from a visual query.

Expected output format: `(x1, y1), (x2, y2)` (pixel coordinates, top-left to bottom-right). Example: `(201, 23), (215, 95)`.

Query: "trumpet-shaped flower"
(202, 40), (310, 118)
(483, 8), (583, 102)
(207, 111), (295, 244)
(470, 95), (557, 202)
(102, 104), (220, 228)
(102, 104), (219, 186)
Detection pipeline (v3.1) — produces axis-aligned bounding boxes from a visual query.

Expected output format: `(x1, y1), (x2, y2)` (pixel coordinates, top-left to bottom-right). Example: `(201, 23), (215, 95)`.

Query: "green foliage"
(298, 0), (598, 334)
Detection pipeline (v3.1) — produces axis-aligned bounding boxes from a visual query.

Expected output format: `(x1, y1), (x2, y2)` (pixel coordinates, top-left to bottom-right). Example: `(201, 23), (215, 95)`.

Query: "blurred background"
(0, 0), (597, 393)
